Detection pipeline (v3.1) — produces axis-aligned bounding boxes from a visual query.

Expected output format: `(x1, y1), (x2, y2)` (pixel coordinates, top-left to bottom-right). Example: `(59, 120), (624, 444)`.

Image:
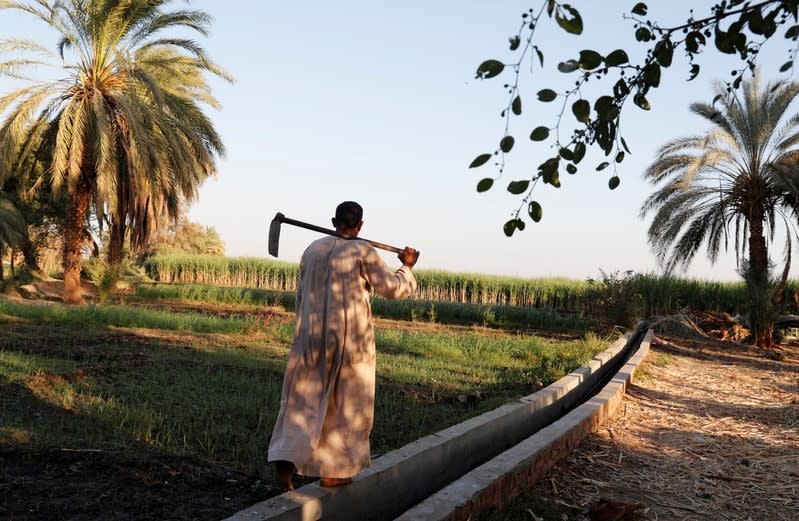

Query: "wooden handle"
(279, 215), (404, 254)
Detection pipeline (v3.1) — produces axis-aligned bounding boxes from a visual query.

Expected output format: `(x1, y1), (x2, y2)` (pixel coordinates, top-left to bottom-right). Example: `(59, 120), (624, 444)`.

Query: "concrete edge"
(223, 332), (640, 521)
(395, 329), (654, 521)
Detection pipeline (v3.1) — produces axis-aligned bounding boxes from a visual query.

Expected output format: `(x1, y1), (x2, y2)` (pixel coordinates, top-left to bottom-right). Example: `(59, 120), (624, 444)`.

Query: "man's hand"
(399, 247), (419, 269)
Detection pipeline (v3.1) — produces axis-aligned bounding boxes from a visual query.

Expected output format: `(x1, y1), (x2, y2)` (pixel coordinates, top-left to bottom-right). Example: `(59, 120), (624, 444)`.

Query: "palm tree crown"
(640, 73), (799, 277)
(0, 0), (232, 303)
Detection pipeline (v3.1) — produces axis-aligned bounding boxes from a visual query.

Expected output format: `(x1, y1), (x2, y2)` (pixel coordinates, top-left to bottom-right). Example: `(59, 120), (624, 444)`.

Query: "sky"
(2, 1), (798, 281)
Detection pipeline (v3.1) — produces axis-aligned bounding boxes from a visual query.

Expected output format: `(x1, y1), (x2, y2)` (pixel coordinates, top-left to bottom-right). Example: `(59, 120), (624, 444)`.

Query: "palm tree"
(0, 0), (232, 303)
(0, 195), (26, 281)
(640, 73), (799, 349)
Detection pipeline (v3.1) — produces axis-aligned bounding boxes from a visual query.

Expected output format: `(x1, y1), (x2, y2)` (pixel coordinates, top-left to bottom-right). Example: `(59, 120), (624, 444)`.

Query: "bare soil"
(0, 446), (266, 521)
(526, 334), (799, 521)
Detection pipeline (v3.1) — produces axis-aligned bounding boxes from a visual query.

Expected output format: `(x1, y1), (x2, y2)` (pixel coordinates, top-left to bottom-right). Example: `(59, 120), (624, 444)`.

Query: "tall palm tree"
(0, 0), (232, 303)
(640, 73), (799, 348)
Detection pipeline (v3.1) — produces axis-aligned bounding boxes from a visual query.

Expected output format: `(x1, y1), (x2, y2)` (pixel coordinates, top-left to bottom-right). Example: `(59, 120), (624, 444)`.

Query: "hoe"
(268, 212), (404, 257)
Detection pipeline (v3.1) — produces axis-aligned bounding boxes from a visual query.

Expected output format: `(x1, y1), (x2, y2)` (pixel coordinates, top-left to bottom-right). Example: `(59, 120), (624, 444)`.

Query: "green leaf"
(530, 126), (550, 141)
(547, 0), (555, 17)
(476, 59), (505, 79)
(477, 178), (494, 192)
(714, 25), (736, 55)
(555, 4), (583, 35)
(780, 60), (793, 73)
(559, 147), (574, 161)
(503, 218), (525, 237)
(655, 39), (673, 67)
(557, 59), (580, 73)
(535, 47), (544, 67)
(786, 25), (799, 41)
(686, 31), (705, 53)
(573, 142), (586, 163)
(644, 62), (661, 87)
(615, 151), (625, 163)
(634, 92), (651, 110)
(608, 176), (620, 190)
(613, 78), (630, 98)
(507, 179), (530, 194)
(747, 8), (765, 35)
(631, 2), (647, 16)
(635, 27), (651, 42)
(538, 157), (560, 185)
(578, 49), (603, 70)
(596, 161), (610, 171)
(566, 163), (577, 174)
(539, 157), (559, 173)
(528, 201), (543, 222)
(572, 99), (590, 123)
(595, 120), (617, 153)
(537, 89), (558, 102)
(594, 96), (619, 121)
(512, 95), (522, 115)
(509, 36), (521, 51)
(620, 137), (630, 154)
(500, 135), (515, 153)
(605, 49), (629, 66)
(688, 63), (700, 81)
(469, 153), (492, 168)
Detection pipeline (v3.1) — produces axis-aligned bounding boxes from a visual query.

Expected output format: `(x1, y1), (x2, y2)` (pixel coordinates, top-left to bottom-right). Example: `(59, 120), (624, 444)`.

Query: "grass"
(0, 299), (256, 334)
(134, 282), (590, 332)
(0, 295), (607, 477)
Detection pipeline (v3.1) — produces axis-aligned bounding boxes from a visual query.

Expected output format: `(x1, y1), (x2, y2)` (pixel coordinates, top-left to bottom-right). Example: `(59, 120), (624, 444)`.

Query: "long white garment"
(267, 236), (417, 478)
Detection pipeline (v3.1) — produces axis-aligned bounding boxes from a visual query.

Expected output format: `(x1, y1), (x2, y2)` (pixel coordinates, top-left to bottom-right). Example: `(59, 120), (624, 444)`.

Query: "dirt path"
(531, 334), (799, 521)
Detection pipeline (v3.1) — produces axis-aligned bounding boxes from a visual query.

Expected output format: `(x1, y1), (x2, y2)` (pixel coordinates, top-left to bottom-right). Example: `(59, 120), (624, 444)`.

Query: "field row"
(142, 255), (793, 316)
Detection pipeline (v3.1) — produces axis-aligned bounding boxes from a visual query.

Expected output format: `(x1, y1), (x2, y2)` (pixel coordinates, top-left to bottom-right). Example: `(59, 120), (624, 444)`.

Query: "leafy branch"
(471, 0), (799, 236)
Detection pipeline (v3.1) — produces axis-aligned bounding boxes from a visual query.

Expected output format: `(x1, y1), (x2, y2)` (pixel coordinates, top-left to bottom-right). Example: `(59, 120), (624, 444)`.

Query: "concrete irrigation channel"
(225, 327), (654, 521)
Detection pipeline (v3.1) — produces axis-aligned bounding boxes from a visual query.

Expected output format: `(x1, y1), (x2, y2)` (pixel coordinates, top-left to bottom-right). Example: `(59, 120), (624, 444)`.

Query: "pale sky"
(2, 1), (798, 281)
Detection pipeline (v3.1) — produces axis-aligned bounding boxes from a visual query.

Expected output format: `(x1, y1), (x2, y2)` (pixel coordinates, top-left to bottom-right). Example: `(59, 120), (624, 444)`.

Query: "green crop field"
(142, 254), (795, 317)
(0, 292), (609, 519)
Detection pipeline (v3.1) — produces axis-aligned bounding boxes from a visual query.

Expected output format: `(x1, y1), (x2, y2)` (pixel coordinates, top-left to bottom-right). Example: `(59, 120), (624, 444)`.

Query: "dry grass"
(523, 334), (799, 520)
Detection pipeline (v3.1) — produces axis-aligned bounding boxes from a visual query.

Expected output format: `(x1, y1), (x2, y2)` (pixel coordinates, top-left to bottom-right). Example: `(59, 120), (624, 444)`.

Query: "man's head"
(332, 201), (363, 236)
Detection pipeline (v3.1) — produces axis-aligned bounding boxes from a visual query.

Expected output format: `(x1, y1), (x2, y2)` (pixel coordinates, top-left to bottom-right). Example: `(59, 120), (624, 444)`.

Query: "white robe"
(268, 236), (417, 478)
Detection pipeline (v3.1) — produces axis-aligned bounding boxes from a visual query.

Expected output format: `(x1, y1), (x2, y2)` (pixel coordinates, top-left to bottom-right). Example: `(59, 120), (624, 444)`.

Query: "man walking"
(268, 201), (419, 490)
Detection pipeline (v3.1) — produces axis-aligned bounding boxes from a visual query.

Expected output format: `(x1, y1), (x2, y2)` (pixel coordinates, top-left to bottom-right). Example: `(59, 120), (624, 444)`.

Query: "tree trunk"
(63, 175), (92, 305)
(20, 233), (40, 273)
(107, 218), (126, 265)
(748, 205), (772, 349)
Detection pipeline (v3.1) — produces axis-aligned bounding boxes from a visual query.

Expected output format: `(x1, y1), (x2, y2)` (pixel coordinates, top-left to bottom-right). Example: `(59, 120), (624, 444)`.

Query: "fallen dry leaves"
(535, 333), (799, 521)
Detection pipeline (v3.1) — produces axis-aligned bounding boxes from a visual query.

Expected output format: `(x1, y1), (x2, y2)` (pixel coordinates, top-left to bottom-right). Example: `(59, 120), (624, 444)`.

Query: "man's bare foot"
(320, 477), (353, 487)
(275, 460), (295, 491)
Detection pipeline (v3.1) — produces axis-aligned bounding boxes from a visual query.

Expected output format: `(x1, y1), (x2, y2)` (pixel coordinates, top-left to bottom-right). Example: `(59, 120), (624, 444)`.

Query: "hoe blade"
(268, 213), (284, 257)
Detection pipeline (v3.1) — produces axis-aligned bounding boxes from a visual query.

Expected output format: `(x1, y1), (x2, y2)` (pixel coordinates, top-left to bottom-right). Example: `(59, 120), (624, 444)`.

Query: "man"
(268, 201), (419, 490)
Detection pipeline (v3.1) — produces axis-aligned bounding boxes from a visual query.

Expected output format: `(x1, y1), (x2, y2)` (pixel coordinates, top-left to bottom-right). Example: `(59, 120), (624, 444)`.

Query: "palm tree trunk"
(107, 219), (126, 265)
(107, 172), (128, 266)
(20, 233), (40, 273)
(63, 175), (92, 305)
(748, 206), (773, 349)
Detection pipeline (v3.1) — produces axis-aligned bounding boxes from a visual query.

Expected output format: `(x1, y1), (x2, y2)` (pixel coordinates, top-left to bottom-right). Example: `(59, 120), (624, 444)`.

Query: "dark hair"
(334, 201), (363, 228)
